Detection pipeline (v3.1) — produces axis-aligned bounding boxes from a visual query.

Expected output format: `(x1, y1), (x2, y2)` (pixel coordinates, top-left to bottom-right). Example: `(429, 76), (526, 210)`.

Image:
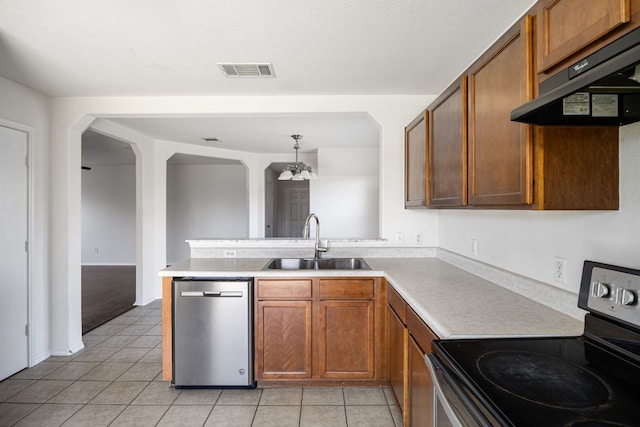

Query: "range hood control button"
(591, 281), (611, 298)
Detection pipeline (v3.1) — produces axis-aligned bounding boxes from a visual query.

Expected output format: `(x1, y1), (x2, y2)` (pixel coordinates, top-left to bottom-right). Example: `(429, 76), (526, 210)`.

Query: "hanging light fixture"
(278, 134), (315, 180)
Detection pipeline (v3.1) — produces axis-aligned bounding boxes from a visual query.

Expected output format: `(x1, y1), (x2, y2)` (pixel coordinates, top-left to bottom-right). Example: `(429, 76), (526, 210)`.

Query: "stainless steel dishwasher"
(172, 277), (255, 388)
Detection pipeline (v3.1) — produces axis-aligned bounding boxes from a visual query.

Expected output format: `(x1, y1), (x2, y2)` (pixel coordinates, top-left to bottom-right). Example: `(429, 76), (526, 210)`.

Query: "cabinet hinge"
(25, 155), (29, 168)
(25, 324), (29, 336)
(25, 241), (28, 252)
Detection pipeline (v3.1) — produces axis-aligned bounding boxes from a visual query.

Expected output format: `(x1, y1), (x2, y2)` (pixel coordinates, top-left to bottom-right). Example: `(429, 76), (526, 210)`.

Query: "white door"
(0, 125), (29, 380)
(282, 183), (309, 237)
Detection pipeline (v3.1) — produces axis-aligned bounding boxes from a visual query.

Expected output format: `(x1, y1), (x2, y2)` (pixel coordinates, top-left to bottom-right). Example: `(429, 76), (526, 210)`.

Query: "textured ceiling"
(0, 0), (536, 97)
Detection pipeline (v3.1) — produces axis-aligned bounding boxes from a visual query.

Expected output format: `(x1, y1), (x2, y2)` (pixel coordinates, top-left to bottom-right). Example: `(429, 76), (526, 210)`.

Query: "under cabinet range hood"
(512, 27), (640, 126)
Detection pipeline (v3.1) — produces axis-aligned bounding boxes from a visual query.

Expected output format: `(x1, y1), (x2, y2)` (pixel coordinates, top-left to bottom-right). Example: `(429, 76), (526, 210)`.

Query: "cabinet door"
(468, 15), (534, 206)
(405, 111), (429, 208)
(387, 304), (408, 418)
(318, 300), (375, 379)
(408, 335), (432, 427)
(538, 0), (631, 72)
(256, 300), (312, 379)
(429, 76), (468, 207)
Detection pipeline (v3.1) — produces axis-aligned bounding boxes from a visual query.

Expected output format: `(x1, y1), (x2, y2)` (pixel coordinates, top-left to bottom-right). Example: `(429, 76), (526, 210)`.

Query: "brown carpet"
(82, 265), (136, 334)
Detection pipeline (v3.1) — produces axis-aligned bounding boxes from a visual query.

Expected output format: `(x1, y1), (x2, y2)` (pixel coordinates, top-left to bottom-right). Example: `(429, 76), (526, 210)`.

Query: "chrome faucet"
(303, 213), (327, 260)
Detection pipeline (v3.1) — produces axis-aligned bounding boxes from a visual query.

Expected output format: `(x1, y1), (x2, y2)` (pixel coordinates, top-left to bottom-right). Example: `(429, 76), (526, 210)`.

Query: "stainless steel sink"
(263, 257), (371, 270)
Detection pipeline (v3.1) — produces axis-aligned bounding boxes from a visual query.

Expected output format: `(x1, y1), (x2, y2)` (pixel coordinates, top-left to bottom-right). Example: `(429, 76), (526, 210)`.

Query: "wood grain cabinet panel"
(319, 278), (374, 299)
(387, 304), (408, 422)
(468, 15), (534, 206)
(538, 0), (631, 72)
(429, 76), (468, 207)
(256, 300), (312, 379)
(405, 111), (429, 208)
(318, 300), (375, 379)
(408, 334), (433, 427)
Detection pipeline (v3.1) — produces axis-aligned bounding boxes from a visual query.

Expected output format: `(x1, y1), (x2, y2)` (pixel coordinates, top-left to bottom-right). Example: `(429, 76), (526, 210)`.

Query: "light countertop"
(161, 257), (584, 339)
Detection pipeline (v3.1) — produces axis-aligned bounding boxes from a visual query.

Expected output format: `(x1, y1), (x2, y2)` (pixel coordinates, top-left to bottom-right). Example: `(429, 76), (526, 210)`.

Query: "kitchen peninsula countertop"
(161, 257), (584, 339)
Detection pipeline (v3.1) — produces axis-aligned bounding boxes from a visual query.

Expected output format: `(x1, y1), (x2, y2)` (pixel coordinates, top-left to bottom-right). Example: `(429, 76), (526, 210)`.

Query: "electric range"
(428, 261), (640, 427)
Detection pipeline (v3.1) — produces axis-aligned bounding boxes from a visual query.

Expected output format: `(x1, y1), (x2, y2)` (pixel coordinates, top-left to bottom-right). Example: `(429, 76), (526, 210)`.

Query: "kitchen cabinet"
(407, 306), (437, 427)
(537, 0), (632, 74)
(428, 76), (468, 207)
(255, 277), (387, 384)
(405, 111), (429, 208)
(386, 284), (438, 427)
(467, 14), (534, 206)
(387, 285), (408, 424)
(409, 10), (620, 210)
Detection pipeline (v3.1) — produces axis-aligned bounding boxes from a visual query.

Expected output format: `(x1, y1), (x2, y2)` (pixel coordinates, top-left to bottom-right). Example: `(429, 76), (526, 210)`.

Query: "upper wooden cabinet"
(405, 111), (429, 208)
(429, 76), (468, 207)
(468, 15), (534, 206)
(538, 0), (631, 73)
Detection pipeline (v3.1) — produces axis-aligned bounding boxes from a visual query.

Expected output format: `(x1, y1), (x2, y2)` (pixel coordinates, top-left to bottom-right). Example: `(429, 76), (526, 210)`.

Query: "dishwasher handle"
(180, 290), (244, 298)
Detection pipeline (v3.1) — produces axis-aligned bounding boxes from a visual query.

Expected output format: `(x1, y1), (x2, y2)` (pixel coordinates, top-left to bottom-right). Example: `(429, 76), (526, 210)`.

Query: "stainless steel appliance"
(428, 261), (640, 426)
(172, 278), (255, 388)
(512, 27), (640, 126)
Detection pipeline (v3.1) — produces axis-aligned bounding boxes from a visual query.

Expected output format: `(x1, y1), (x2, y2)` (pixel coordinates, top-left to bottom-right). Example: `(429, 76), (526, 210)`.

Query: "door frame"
(0, 117), (34, 367)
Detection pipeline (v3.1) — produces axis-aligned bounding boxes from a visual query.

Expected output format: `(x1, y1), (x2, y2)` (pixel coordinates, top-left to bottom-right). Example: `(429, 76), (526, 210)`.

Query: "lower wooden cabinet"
(256, 300), (312, 379)
(255, 277), (386, 383)
(387, 283), (438, 427)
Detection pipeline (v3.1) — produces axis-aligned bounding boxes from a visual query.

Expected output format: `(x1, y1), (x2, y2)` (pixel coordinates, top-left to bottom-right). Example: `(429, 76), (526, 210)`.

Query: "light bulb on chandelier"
(278, 134), (316, 180)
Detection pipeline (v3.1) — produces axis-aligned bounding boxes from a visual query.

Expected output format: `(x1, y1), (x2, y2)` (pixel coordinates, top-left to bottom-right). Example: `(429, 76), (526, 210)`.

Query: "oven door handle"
(425, 353), (467, 427)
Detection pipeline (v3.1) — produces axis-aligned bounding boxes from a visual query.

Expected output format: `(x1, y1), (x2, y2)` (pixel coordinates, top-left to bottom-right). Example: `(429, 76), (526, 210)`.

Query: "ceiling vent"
(217, 63), (275, 78)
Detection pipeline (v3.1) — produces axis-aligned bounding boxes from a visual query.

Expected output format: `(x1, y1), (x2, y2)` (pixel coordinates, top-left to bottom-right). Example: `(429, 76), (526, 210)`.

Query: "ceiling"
(2, 0), (535, 157)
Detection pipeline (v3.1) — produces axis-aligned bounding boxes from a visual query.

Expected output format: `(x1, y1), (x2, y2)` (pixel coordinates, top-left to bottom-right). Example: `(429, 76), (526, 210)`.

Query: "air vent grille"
(218, 63), (275, 78)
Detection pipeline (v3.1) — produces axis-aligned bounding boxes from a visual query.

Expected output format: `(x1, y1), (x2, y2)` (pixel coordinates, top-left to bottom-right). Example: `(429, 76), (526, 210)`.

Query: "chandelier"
(278, 134), (316, 180)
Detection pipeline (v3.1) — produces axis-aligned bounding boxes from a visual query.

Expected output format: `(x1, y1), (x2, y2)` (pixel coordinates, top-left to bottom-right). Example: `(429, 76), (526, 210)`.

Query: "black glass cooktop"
(434, 333), (640, 427)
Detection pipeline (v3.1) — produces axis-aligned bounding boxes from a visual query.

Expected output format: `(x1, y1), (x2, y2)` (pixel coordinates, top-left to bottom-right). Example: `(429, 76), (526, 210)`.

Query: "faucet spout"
(302, 213), (327, 260)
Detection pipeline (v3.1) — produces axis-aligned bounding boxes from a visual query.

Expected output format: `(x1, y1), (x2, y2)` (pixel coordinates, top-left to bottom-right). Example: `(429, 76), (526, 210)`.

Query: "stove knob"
(591, 281), (610, 298)
(615, 288), (637, 306)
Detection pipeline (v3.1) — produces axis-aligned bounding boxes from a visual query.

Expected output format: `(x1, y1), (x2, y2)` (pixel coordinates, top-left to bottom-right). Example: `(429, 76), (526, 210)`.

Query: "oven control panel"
(585, 264), (640, 326)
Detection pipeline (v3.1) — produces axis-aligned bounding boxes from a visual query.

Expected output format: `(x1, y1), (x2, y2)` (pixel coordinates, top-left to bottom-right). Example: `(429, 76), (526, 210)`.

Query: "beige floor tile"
(80, 334), (109, 348)
(300, 405), (347, 427)
(10, 362), (67, 380)
(345, 405), (396, 427)
(13, 403), (82, 427)
(61, 404), (126, 426)
(117, 325), (153, 336)
(143, 325), (162, 336)
(109, 405), (168, 427)
(0, 403), (39, 426)
(133, 316), (161, 326)
(95, 335), (137, 348)
(173, 388), (221, 405)
(302, 387), (344, 405)
(71, 347), (119, 363)
(7, 380), (73, 403)
(138, 347), (162, 363)
(89, 381), (148, 405)
(48, 380), (110, 404)
(116, 362), (162, 381)
(105, 347), (151, 363)
(204, 405), (257, 427)
(0, 379), (36, 402)
(252, 405), (300, 427)
(85, 324), (125, 336)
(217, 388), (262, 406)
(343, 386), (388, 405)
(259, 388), (302, 405)
(127, 335), (162, 348)
(389, 401), (403, 427)
(157, 405), (212, 426)
(131, 381), (180, 405)
(104, 316), (141, 326)
(44, 362), (99, 380)
(80, 362), (133, 381)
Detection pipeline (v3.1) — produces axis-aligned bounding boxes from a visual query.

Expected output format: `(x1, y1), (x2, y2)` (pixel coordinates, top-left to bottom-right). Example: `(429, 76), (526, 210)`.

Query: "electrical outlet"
(396, 232), (404, 245)
(415, 232), (423, 245)
(470, 239), (478, 257)
(223, 250), (237, 258)
(554, 257), (566, 284)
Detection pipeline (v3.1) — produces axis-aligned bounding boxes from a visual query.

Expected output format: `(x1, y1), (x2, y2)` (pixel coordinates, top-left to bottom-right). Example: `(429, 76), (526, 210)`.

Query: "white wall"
(81, 164), (136, 264)
(0, 76), (51, 364)
(312, 147), (379, 237)
(166, 163), (249, 263)
(438, 122), (640, 296)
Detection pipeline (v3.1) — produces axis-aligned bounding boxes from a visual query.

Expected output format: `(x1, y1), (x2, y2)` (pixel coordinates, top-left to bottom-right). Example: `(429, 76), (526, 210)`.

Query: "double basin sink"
(263, 257), (370, 271)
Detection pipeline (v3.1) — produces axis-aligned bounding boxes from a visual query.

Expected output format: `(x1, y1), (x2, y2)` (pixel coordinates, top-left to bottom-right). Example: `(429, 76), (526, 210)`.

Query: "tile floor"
(0, 300), (402, 426)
